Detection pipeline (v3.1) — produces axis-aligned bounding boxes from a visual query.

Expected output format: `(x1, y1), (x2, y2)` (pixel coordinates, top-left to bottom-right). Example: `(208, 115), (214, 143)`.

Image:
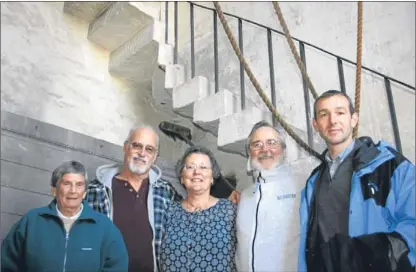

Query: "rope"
(353, 1), (363, 138)
(213, 2), (321, 159)
(272, 2), (318, 100)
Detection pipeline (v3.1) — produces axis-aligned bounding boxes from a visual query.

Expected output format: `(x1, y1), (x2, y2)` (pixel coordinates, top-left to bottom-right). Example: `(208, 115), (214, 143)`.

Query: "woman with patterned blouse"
(159, 145), (237, 272)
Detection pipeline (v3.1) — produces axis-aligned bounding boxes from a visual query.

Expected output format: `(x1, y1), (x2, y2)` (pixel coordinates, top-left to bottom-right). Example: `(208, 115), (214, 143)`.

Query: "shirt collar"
(56, 203), (84, 220)
(325, 140), (356, 164)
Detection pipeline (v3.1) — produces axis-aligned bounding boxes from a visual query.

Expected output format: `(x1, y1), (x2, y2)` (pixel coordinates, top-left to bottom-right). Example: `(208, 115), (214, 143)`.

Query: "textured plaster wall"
(166, 1), (415, 163)
(0, 2), (252, 190)
(1, 1), (414, 195)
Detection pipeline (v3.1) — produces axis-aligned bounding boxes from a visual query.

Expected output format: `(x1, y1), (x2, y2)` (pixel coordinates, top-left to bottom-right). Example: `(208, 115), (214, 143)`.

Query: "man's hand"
(228, 190), (241, 204)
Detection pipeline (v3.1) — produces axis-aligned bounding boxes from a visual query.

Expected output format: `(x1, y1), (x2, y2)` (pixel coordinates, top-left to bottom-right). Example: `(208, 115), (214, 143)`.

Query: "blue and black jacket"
(298, 137), (415, 272)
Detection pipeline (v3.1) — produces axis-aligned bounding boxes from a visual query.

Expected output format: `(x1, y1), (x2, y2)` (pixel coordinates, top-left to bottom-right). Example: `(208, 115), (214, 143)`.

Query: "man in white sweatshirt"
(236, 121), (304, 272)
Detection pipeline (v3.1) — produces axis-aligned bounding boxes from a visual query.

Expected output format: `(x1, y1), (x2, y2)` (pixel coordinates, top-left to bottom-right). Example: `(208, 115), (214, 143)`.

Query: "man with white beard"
(87, 124), (240, 272)
(235, 121), (304, 272)
(86, 125), (183, 272)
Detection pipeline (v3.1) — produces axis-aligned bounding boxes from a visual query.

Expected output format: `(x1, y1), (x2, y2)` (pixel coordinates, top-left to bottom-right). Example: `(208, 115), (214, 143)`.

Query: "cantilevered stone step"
(152, 67), (171, 106)
(158, 44), (173, 69)
(152, 64), (185, 107)
(88, 2), (158, 51)
(218, 107), (274, 156)
(193, 89), (238, 136)
(164, 64), (185, 90)
(218, 106), (326, 162)
(109, 21), (163, 84)
(172, 76), (212, 119)
(63, 2), (112, 22)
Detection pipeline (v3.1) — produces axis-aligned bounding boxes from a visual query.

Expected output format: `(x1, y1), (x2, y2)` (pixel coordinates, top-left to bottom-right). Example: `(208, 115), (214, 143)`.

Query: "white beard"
(250, 158), (280, 172)
(128, 156), (152, 174)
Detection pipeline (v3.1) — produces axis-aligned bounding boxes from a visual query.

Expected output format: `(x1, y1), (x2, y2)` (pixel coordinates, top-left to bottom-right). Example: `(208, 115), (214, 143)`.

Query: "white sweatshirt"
(235, 164), (304, 272)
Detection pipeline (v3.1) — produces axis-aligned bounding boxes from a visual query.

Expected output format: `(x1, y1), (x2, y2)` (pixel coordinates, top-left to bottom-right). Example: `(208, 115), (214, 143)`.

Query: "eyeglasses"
(249, 139), (280, 151)
(183, 164), (212, 171)
(129, 142), (157, 155)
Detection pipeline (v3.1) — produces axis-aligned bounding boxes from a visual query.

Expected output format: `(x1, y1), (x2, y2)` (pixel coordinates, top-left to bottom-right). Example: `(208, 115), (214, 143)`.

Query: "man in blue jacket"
(298, 90), (415, 272)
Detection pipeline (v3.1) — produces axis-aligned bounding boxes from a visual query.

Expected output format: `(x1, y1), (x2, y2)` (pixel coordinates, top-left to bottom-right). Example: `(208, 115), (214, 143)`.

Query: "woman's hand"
(228, 190), (241, 204)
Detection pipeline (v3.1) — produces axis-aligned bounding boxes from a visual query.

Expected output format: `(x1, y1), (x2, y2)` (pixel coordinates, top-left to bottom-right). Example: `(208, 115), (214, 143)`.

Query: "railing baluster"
(165, 2), (169, 44)
(188, 1), (414, 92)
(337, 57), (346, 94)
(299, 42), (314, 148)
(267, 28), (277, 126)
(384, 78), (402, 153)
(238, 18), (245, 110)
(190, 2), (195, 77)
(178, 3), (412, 157)
(174, 1), (178, 64)
(213, 10), (219, 93)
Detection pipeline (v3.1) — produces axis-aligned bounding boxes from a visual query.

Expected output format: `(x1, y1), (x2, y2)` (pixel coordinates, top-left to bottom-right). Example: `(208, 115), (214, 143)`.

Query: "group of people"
(2, 90), (415, 272)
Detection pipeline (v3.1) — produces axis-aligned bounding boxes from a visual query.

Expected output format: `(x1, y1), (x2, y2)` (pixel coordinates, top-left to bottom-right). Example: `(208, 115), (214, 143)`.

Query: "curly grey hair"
(246, 120), (287, 156)
(50, 160), (88, 189)
(175, 145), (222, 180)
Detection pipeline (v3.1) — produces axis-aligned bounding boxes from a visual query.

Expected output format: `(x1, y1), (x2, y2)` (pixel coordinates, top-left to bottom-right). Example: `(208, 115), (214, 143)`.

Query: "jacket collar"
(252, 164), (292, 184)
(350, 137), (381, 171)
(95, 163), (163, 188)
(324, 140), (356, 163)
(39, 199), (97, 222)
(319, 136), (381, 172)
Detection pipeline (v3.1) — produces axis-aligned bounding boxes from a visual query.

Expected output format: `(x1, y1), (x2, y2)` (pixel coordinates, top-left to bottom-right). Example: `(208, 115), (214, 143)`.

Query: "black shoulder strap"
(360, 149), (407, 207)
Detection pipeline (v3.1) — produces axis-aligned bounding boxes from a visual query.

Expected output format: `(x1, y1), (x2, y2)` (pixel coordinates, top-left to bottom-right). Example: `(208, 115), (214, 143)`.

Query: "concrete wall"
(1, 2), (252, 190)
(165, 1), (415, 163)
(1, 111), (124, 246)
(1, 1), (413, 198)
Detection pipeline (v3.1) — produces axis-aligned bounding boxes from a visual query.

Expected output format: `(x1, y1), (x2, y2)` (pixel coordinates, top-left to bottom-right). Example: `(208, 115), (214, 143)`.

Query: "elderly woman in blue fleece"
(159, 145), (237, 272)
(1, 160), (128, 272)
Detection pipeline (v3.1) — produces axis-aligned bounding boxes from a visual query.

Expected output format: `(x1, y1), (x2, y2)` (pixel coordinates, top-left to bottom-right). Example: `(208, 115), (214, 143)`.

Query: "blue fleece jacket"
(1, 199), (128, 272)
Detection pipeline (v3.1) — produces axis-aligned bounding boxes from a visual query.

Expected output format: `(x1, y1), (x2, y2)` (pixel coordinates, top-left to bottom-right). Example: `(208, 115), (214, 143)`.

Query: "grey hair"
(50, 161), (88, 189)
(175, 145), (222, 180)
(125, 124), (160, 151)
(246, 120), (287, 156)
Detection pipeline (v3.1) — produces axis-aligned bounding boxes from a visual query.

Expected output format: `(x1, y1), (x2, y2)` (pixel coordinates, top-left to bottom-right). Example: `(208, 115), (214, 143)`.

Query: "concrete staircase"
(63, 2), (320, 162)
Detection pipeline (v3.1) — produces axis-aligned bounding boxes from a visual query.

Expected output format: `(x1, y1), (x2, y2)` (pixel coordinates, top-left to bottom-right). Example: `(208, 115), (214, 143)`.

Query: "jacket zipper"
(251, 183), (262, 272)
(63, 232), (69, 272)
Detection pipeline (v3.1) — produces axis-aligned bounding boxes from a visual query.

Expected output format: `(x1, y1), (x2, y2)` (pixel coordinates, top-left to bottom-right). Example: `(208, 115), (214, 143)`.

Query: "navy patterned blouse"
(159, 199), (237, 272)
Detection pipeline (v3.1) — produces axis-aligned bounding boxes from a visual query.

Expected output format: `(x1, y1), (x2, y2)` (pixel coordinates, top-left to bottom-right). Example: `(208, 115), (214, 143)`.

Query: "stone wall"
(1, 1), (413, 197)
(0, 2), (252, 190)
(165, 1), (415, 163)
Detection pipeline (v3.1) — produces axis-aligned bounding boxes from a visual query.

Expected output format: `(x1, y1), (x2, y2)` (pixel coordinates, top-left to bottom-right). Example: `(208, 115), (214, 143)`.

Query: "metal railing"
(164, 1), (415, 153)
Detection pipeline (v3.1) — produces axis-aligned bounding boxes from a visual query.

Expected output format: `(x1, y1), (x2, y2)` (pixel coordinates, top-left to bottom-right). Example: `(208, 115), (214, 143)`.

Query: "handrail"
(213, 1), (322, 158)
(188, 1), (415, 91)
(166, 1), (411, 154)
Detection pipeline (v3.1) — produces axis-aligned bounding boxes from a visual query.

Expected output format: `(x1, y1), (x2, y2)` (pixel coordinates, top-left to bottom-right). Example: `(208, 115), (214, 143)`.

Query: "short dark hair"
(313, 90), (355, 119)
(51, 161), (88, 189)
(175, 145), (221, 180)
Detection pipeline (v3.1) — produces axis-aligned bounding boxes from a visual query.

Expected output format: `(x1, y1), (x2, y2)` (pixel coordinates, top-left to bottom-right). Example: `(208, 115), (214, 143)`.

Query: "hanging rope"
(213, 2), (321, 159)
(353, 1), (363, 138)
(272, 2), (318, 100)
